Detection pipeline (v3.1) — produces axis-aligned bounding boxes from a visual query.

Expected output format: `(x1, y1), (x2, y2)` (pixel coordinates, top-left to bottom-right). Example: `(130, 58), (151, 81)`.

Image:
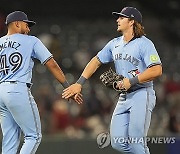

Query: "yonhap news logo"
(112, 137), (176, 144)
(96, 132), (176, 149)
(96, 132), (110, 148)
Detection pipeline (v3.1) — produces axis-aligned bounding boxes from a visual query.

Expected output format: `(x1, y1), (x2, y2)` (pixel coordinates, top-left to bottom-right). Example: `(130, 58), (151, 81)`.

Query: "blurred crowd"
(0, 11), (180, 139)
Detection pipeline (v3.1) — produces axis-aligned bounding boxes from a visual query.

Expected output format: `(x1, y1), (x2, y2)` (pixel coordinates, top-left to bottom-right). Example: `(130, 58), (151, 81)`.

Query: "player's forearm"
(138, 64), (162, 83)
(45, 58), (67, 84)
(81, 56), (101, 79)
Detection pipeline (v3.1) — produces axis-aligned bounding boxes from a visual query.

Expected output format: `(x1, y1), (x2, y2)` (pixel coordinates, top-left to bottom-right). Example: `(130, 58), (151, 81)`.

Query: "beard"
(20, 29), (29, 35)
(117, 28), (122, 34)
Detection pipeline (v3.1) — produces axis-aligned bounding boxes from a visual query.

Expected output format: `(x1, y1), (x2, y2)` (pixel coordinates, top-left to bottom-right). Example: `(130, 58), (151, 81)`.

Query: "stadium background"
(0, 0), (180, 153)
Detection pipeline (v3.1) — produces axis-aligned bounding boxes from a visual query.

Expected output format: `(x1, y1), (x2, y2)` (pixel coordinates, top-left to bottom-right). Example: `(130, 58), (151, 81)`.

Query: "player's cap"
(112, 7), (142, 24)
(5, 11), (36, 27)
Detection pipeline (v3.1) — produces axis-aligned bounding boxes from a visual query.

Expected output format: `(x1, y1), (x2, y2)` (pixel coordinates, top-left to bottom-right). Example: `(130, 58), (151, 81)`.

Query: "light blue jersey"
(97, 35), (162, 154)
(0, 34), (52, 83)
(0, 34), (53, 154)
(97, 36), (161, 90)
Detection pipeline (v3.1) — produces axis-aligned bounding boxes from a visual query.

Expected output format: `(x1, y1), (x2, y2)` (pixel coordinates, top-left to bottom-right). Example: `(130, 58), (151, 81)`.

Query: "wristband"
(76, 76), (87, 85)
(61, 81), (69, 88)
(129, 76), (139, 86)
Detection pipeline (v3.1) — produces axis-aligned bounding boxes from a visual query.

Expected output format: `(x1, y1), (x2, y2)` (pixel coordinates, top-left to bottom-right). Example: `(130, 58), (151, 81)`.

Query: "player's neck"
(123, 29), (134, 43)
(7, 29), (20, 36)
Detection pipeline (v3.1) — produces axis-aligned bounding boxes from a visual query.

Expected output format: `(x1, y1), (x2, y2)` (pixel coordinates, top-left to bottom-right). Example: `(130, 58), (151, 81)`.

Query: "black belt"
(119, 87), (146, 101)
(0, 81), (32, 88)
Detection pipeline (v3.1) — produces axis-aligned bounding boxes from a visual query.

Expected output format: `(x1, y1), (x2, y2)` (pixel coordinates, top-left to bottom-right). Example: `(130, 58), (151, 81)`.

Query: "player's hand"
(70, 93), (83, 105)
(62, 83), (82, 99)
(116, 78), (131, 91)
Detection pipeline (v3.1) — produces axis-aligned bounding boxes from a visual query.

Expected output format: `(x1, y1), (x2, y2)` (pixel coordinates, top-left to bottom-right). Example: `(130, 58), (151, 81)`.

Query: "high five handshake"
(62, 56), (102, 102)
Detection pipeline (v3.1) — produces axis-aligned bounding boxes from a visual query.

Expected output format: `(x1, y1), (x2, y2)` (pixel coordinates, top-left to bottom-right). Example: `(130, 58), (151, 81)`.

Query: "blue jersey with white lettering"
(0, 34), (52, 83)
(97, 35), (161, 89)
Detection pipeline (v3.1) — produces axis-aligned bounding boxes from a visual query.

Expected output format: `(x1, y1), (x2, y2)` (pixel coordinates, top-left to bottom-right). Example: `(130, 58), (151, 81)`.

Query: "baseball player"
(0, 11), (82, 154)
(62, 7), (162, 154)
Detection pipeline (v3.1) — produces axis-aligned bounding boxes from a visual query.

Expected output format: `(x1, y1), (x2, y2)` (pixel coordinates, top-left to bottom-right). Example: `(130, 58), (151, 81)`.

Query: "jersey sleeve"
(32, 38), (53, 64)
(140, 40), (161, 68)
(96, 40), (113, 63)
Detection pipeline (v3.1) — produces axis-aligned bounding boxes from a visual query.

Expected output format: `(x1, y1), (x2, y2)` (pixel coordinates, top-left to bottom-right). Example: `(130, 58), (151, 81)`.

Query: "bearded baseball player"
(0, 11), (82, 154)
(62, 7), (162, 154)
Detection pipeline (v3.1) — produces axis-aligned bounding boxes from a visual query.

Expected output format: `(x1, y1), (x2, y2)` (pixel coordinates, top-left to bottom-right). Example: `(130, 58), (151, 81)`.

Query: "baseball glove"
(100, 68), (126, 93)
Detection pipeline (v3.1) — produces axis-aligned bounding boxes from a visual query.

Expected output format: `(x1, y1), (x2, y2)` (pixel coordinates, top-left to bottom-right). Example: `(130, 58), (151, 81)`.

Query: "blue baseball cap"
(5, 11), (36, 27)
(112, 7), (142, 24)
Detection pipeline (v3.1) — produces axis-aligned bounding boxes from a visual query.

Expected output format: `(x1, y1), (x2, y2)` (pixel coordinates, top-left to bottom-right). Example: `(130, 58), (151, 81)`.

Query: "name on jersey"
(114, 53), (139, 66)
(0, 41), (21, 51)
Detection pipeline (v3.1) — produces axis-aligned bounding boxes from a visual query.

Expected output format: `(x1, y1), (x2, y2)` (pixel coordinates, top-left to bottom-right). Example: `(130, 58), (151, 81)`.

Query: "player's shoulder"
(0, 34), (41, 46)
(21, 34), (43, 45)
(8, 34), (38, 41)
(138, 36), (153, 43)
(17, 34), (39, 41)
(137, 36), (155, 46)
(112, 36), (122, 42)
(108, 36), (123, 46)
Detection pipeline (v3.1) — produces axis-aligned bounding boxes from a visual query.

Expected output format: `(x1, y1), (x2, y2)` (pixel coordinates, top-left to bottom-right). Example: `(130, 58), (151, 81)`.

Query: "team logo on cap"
(122, 7), (127, 12)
